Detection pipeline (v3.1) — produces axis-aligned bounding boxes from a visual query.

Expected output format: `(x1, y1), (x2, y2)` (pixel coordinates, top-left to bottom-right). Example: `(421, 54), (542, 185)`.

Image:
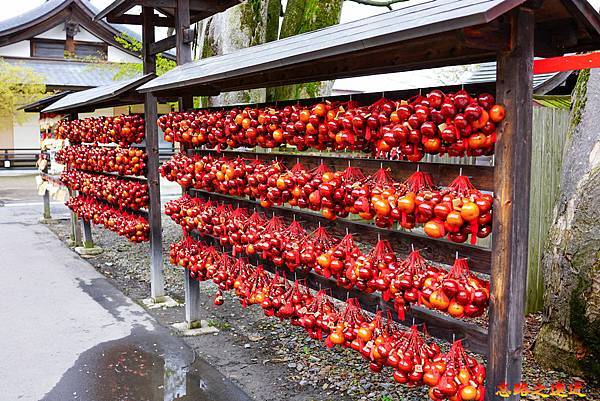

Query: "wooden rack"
(133, 0), (600, 399)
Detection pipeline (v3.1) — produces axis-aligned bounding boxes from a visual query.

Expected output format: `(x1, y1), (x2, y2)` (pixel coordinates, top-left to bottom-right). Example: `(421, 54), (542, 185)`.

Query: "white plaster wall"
(0, 41), (31, 57)
(79, 107), (114, 119)
(74, 26), (101, 42)
(12, 113), (40, 149)
(35, 24), (66, 40)
(108, 46), (140, 63)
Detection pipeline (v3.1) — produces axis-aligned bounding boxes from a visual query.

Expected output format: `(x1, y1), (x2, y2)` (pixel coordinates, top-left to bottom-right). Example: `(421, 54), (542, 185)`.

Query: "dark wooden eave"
(19, 91), (72, 113)
(94, 0), (243, 26)
(136, 0), (600, 97)
(42, 74), (155, 114)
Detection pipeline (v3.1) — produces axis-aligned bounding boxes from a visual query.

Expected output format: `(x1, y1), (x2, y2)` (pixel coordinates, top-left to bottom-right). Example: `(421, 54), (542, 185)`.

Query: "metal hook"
(416, 164), (420, 172)
(377, 233), (381, 241)
(459, 167), (463, 176)
(411, 243), (415, 252)
(412, 317), (415, 326)
(456, 251), (459, 259)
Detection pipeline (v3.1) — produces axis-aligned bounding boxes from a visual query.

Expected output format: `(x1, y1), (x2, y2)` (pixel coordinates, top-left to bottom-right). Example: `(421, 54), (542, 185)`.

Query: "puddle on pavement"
(41, 334), (251, 401)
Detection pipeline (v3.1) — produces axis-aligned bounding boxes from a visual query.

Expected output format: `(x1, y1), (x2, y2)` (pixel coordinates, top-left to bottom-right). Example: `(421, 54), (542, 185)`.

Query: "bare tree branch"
(345, 0), (409, 10)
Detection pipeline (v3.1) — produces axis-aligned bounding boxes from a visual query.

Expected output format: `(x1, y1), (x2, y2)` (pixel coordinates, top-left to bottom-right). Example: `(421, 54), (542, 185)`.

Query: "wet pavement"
(0, 172), (252, 401)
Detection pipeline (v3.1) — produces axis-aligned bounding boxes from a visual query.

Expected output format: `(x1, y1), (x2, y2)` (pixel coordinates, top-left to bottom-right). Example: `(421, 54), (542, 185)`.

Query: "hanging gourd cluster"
(160, 156), (492, 244)
(166, 196), (489, 320)
(161, 88), (497, 401)
(168, 235), (486, 401)
(55, 114), (150, 242)
(158, 90), (504, 160)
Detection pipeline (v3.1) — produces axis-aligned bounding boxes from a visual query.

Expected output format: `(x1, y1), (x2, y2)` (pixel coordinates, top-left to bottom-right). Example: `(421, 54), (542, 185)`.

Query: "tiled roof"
(3, 57), (125, 88)
(42, 74), (151, 113)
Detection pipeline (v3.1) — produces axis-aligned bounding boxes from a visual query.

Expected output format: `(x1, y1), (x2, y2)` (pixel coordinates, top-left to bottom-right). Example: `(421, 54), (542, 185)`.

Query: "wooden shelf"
(189, 188), (491, 275)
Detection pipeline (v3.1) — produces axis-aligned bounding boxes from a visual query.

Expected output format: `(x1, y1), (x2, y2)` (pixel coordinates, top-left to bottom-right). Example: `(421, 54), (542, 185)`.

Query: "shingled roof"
(138, 0), (600, 96)
(2, 56), (125, 90)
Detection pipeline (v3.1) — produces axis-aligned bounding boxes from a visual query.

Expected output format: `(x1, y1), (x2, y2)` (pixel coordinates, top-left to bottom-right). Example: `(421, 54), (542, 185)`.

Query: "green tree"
(197, 0), (410, 104)
(0, 58), (46, 123)
(112, 33), (176, 80)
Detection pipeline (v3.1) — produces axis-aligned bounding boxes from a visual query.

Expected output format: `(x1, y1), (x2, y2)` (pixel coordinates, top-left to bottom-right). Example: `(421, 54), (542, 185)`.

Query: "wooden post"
(42, 189), (51, 220)
(66, 111), (82, 247)
(41, 155), (51, 220)
(82, 220), (94, 248)
(142, 6), (165, 302)
(486, 6), (534, 400)
(176, 0), (194, 111)
(175, 0), (201, 328)
(183, 270), (201, 328)
(69, 188), (83, 247)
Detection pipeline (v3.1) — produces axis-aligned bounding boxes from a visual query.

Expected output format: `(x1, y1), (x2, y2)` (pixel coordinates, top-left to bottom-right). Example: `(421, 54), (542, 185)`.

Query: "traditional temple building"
(0, 0), (144, 156)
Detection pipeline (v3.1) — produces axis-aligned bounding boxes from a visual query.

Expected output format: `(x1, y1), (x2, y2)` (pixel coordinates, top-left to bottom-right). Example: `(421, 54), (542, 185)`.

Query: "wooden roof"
(94, 0), (242, 25)
(137, 0), (600, 97)
(20, 91), (72, 113)
(42, 74), (154, 113)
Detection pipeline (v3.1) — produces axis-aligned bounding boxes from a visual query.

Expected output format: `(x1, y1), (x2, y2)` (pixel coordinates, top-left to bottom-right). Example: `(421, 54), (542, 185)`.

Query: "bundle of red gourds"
(158, 90), (505, 160)
(56, 114), (145, 146)
(169, 235), (486, 397)
(66, 195), (149, 242)
(60, 169), (149, 211)
(56, 145), (147, 176)
(161, 155), (492, 243)
(165, 197), (490, 319)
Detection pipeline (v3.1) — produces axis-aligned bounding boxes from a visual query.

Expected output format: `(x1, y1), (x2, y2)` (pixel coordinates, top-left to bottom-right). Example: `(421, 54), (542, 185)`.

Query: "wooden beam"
(149, 28), (194, 55)
(107, 14), (175, 27)
(139, 0), (229, 12)
(486, 7), (534, 401)
(142, 6), (166, 302)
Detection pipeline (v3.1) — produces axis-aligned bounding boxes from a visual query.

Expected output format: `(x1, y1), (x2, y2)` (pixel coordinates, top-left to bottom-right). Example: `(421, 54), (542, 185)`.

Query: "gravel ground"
(47, 217), (600, 401)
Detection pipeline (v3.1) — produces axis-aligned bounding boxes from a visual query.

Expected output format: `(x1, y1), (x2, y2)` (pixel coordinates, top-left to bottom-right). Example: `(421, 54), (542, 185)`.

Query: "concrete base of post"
(171, 320), (219, 336)
(74, 245), (103, 256)
(141, 295), (179, 309)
